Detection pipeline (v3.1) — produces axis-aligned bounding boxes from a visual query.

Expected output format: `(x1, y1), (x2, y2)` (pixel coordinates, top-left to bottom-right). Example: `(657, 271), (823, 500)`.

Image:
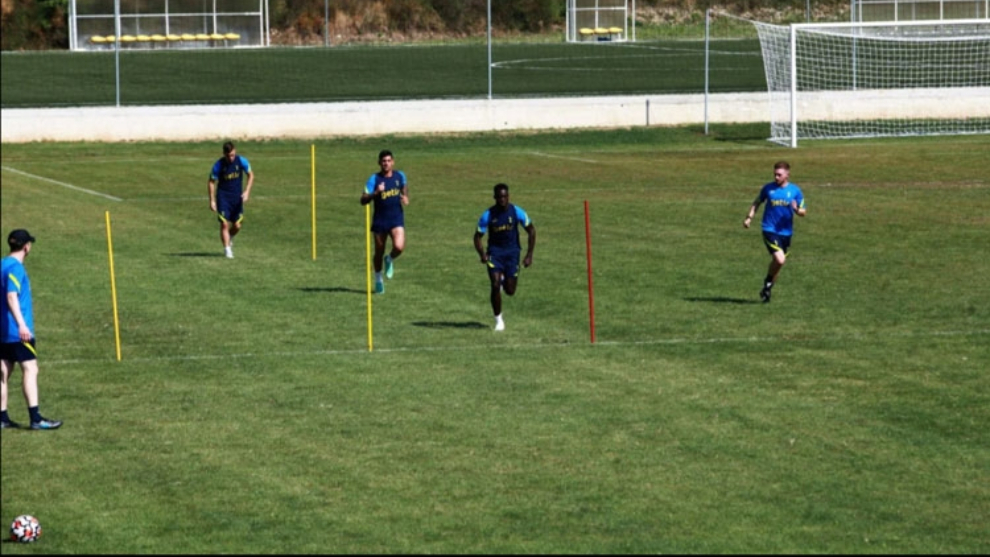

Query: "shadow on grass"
(412, 321), (488, 329)
(168, 252), (225, 257)
(684, 296), (759, 305)
(299, 287), (366, 295)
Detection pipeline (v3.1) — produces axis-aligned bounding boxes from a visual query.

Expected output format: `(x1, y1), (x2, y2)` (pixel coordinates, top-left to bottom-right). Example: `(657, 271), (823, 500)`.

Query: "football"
(10, 515), (41, 543)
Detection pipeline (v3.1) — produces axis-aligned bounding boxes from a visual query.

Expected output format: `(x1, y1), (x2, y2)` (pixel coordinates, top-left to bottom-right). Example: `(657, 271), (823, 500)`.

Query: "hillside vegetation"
(2, 0), (847, 50)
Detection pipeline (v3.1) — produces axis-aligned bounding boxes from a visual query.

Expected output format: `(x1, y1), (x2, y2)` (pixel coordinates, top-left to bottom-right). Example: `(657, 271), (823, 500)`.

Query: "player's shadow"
(684, 296), (759, 305)
(168, 252), (226, 257)
(412, 321), (489, 329)
(299, 286), (366, 295)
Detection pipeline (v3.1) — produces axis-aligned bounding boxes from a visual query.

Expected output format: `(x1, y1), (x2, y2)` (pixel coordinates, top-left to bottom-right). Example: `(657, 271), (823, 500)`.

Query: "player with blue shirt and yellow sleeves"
(474, 183), (537, 331)
(208, 141), (254, 259)
(360, 150), (409, 294)
(1, 229), (62, 430)
(743, 161), (807, 303)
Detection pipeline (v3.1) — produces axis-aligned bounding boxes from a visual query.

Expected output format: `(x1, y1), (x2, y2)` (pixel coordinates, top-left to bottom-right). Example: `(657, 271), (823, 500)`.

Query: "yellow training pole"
(365, 204), (374, 352)
(311, 144), (317, 260)
(105, 211), (122, 361)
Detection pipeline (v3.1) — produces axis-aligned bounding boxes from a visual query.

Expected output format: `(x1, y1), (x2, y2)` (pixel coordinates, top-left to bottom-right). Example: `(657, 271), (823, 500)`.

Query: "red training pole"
(584, 200), (596, 344)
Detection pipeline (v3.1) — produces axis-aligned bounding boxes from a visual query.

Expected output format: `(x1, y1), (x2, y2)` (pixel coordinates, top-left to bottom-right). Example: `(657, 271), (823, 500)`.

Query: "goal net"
(751, 18), (990, 146)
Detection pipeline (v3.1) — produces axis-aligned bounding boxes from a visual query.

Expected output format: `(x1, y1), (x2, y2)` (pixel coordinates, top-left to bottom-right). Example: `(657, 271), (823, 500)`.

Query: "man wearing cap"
(1, 229), (62, 430)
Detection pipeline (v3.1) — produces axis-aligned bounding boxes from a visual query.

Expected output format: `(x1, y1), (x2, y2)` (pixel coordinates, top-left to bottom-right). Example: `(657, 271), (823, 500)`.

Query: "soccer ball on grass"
(10, 514), (42, 543)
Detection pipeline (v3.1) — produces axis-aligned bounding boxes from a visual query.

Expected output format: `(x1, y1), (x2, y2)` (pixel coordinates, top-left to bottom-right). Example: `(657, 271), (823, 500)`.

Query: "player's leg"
(1, 356), (15, 427)
(373, 232), (387, 293)
(384, 226), (404, 279)
(20, 356), (60, 430)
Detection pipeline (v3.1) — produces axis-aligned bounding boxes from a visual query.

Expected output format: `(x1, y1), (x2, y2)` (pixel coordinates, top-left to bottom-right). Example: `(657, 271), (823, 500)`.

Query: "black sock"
(1, 410), (9, 423)
(29, 406), (41, 423)
(764, 276), (774, 288)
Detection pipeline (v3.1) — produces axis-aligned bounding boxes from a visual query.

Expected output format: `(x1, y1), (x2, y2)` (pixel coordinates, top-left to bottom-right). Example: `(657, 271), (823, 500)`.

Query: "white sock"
(375, 272), (383, 282)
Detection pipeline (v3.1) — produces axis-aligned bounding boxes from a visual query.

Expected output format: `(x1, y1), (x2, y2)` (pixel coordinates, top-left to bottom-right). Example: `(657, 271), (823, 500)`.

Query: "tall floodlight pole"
(487, 0), (492, 99)
(114, 0), (121, 107)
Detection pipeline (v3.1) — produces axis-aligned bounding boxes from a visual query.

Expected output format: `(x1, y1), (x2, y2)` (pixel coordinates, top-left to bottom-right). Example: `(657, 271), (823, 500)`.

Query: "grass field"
(0, 38), (765, 108)
(1, 126), (988, 553)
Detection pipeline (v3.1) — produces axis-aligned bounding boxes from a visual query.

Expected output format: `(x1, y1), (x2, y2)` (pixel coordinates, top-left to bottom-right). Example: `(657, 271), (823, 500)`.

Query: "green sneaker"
(384, 255), (394, 279)
(374, 279), (385, 294)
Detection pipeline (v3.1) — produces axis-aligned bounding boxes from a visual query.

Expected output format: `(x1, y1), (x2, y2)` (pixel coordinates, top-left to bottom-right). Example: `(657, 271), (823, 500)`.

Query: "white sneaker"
(225, 247), (234, 259)
(494, 317), (505, 331)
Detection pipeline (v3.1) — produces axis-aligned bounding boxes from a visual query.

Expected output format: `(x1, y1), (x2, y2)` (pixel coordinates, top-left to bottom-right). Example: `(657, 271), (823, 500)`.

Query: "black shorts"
(762, 231), (792, 255)
(0, 340), (37, 363)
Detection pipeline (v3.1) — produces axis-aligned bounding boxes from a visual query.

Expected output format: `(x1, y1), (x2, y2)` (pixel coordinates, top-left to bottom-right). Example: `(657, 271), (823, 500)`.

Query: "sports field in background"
(0, 38), (765, 107)
(1, 126), (988, 553)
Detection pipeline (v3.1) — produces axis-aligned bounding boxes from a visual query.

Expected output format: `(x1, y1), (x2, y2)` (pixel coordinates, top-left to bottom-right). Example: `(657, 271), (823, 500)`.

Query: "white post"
(487, 0), (492, 100)
(69, 0), (77, 50)
(114, 0), (120, 107)
(789, 24), (798, 148)
(704, 8), (710, 135)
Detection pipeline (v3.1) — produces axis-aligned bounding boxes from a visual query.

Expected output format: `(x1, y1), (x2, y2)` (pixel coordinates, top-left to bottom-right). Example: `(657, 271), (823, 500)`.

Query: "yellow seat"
(166, 34), (182, 41)
(136, 34), (152, 42)
(150, 34), (167, 42)
(105, 35), (117, 43)
(120, 35), (137, 43)
(90, 35), (108, 44)
(224, 32), (240, 41)
(608, 26), (622, 35)
(578, 28), (594, 41)
(180, 33), (196, 41)
(594, 27), (609, 35)
(209, 33), (225, 41)
(195, 33), (211, 41)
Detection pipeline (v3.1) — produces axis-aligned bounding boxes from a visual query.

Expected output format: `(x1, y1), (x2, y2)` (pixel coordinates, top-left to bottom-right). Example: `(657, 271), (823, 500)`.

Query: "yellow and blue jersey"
(365, 170), (407, 231)
(477, 203), (531, 253)
(210, 155), (251, 198)
(758, 182), (804, 236)
(1, 256), (33, 343)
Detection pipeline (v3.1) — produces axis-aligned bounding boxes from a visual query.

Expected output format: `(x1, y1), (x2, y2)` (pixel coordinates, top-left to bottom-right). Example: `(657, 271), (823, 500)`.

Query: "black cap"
(8, 229), (36, 249)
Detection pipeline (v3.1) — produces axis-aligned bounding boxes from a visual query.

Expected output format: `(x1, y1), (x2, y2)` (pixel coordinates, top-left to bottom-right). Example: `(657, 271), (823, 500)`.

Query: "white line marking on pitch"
(527, 151), (600, 164)
(43, 328), (989, 366)
(1, 166), (123, 201)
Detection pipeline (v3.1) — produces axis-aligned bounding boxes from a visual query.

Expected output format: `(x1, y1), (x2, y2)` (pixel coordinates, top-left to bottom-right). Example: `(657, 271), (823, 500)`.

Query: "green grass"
(0, 38), (765, 107)
(1, 126), (988, 553)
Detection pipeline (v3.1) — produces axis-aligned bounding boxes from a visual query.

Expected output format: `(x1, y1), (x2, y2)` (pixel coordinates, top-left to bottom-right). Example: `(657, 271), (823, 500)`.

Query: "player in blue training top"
(474, 183), (536, 331)
(208, 141), (254, 259)
(1, 229), (62, 430)
(360, 149), (409, 294)
(743, 160), (807, 303)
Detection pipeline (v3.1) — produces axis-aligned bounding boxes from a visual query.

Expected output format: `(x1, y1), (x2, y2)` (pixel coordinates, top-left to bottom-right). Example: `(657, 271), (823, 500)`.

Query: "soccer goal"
(751, 18), (990, 147)
(566, 0), (634, 42)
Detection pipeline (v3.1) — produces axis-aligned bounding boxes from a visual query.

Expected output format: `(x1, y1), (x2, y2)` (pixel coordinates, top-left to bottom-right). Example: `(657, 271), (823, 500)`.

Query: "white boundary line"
(44, 328), (989, 366)
(1, 165), (123, 201)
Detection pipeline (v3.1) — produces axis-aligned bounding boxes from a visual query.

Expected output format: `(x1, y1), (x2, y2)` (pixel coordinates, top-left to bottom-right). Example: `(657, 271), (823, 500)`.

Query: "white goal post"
(751, 18), (990, 147)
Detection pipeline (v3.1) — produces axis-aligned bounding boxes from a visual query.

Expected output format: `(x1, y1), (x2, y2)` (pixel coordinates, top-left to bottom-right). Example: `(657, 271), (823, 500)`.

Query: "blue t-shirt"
(758, 182), (804, 236)
(365, 170), (408, 227)
(210, 155), (251, 197)
(476, 204), (531, 253)
(1, 256), (33, 343)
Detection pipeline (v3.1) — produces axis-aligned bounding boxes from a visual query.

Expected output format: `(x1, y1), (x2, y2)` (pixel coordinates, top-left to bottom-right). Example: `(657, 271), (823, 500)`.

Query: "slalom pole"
(311, 144), (317, 260)
(584, 200), (596, 344)
(105, 211), (122, 361)
(365, 204), (374, 351)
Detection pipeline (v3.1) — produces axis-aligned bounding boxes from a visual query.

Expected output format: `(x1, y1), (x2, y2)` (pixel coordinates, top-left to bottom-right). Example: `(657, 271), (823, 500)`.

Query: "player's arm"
(360, 176), (380, 205)
(6, 291), (31, 341)
(792, 196), (807, 217)
(474, 231), (488, 263)
(400, 185), (410, 206)
(207, 177), (217, 211)
(522, 223), (536, 268)
(743, 194), (763, 228)
(242, 159), (254, 202)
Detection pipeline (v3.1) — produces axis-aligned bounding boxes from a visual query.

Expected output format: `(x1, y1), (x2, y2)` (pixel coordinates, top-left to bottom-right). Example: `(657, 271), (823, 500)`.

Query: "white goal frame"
(753, 18), (990, 147)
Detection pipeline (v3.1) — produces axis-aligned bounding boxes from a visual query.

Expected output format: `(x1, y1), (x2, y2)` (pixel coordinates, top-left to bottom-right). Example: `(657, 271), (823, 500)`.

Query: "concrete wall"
(2, 88), (987, 143)
(0, 93), (768, 143)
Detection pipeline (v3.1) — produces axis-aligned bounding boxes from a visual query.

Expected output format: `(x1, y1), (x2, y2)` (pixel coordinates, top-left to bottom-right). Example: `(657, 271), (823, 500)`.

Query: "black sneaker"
(1, 420), (22, 430)
(759, 285), (772, 303)
(30, 418), (62, 430)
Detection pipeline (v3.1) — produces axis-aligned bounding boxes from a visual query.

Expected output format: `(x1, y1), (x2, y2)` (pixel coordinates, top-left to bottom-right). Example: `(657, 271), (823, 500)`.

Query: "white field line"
(2, 165), (123, 201)
(44, 328), (989, 366)
(526, 151), (600, 164)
